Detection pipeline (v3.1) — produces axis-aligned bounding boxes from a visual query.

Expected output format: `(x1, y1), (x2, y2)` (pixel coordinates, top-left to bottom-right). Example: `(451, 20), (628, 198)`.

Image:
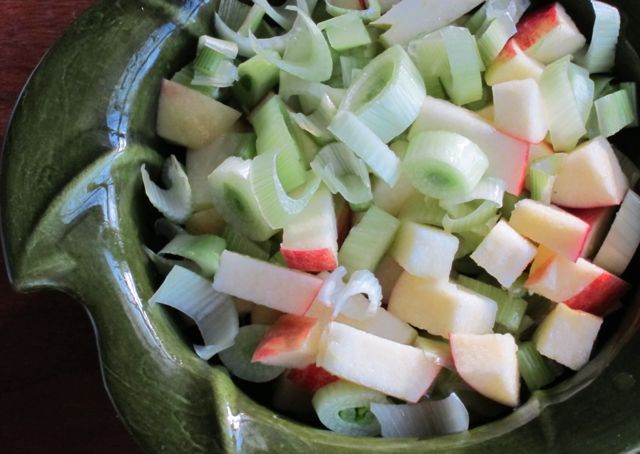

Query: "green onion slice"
(250, 7), (333, 82)
(219, 325), (285, 382)
(158, 233), (226, 278)
(329, 111), (401, 186)
(310, 143), (372, 204)
(312, 380), (390, 436)
(141, 155), (192, 224)
(370, 393), (469, 438)
(338, 45), (425, 143)
(403, 131), (489, 200)
(150, 266), (239, 360)
(576, 0), (620, 74)
(250, 151), (322, 229)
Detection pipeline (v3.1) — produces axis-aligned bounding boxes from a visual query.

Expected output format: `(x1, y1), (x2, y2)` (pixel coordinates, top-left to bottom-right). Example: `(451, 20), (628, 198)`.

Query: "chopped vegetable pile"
(143, 0), (640, 439)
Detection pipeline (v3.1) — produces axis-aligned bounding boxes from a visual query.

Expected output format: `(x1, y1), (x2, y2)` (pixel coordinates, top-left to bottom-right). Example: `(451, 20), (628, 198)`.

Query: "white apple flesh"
(493, 79), (547, 143)
(485, 39), (545, 87)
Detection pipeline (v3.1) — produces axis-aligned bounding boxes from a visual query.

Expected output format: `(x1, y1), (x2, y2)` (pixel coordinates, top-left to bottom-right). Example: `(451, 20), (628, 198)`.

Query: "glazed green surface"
(2, 0), (640, 452)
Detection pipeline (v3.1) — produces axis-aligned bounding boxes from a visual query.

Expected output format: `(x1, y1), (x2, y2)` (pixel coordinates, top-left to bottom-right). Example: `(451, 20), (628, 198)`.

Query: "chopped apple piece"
(317, 322), (442, 402)
(286, 364), (339, 393)
(391, 222), (459, 280)
(410, 96), (530, 195)
(533, 303), (603, 370)
(252, 315), (326, 368)
(514, 3), (586, 64)
(551, 137), (628, 208)
(471, 220), (537, 288)
(375, 254), (405, 303)
(567, 206), (616, 259)
(485, 39), (545, 87)
(281, 187), (338, 272)
(156, 79), (241, 149)
(388, 272), (497, 338)
(528, 142), (554, 164)
(450, 333), (520, 407)
(525, 247), (630, 315)
(493, 79), (547, 143)
(213, 251), (323, 315)
(509, 199), (589, 261)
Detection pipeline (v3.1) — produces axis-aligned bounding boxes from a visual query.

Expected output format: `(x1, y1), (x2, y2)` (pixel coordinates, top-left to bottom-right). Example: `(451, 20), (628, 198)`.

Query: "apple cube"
(551, 137), (628, 208)
(281, 187), (338, 272)
(286, 364), (339, 393)
(476, 104), (494, 123)
(388, 272), (497, 338)
(528, 142), (554, 165)
(317, 322), (442, 402)
(156, 79), (241, 149)
(375, 254), (405, 303)
(594, 190), (640, 275)
(450, 333), (520, 407)
(485, 39), (545, 87)
(252, 314), (325, 368)
(525, 248), (630, 315)
(391, 222), (459, 280)
(306, 295), (417, 345)
(471, 219), (537, 288)
(213, 251), (323, 315)
(533, 303), (603, 370)
(509, 199), (590, 261)
(566, 206), (616, 259)
(410, 96), (530, 195)
(493, 79), (547, 143)
(514, 3), (586, 64)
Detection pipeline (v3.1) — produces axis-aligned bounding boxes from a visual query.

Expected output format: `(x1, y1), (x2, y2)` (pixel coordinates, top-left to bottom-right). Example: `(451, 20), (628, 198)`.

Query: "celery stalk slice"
(141, 155), (192, 224)
(594, 89), (636, 138)
(150, 266), (239, 360)
(158, 233), (226, 278)
(517, 341), (558, 391)
(440, 26), (485, 105)
(250, 7), (333, 82)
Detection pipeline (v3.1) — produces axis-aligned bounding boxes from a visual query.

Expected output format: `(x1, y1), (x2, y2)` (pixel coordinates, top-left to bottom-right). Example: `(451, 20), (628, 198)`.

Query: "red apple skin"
(286, 364), (339, 393)
(281, 248), (338, 273)
(514, 3), (559, 52)
(565, 206), (616, 258)
(495, 38), (519, 63)
(251, 314), (320, 363)
(563, 273), (631, 316)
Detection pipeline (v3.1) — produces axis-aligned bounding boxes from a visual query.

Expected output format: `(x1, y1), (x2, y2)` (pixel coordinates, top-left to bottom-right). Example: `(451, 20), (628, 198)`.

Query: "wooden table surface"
(0, 2), (143, 452)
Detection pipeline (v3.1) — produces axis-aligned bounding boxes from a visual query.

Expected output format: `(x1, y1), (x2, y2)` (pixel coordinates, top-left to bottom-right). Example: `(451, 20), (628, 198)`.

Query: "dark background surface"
(0, 2), (144, 452)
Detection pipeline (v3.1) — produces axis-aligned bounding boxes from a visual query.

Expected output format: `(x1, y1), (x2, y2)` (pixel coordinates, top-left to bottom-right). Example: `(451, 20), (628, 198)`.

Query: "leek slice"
(326, 0), (381, 22)
(208, 156), (276, 241)
(237, 5), (266, 36)
(222, 225), (271, 260)
(158, 233), (226, 278)
(310, 143), (372, 204)
(289, 93), (337, 144)
(338, 205), (400, 274)
(338, 45), (425, 143)
(279, 71), (345, 110)
(476, 13), (517, 65)
(250, 7), (333, 82)
(442, 200), (499, 233)
(329, 111), (401, 186)
(318, 13), (372, 52)
(370, 394), (469, 438)
(594, 89), (636, 138)
(312, 380), (390, 436)
(141, 155), (192, 224)
(576, 1), (620, 74)
(198, 35), (239, 59)
(250, 95), (308, 191)
(218, 325), (285, 382)
(398, 195), (446, 227)
(403, 131), (489, 200)
(150, 266), (239, 360)
(539, 56), (593, 152)
(232, 52), (280, 107)
(442, 177), (505, 207)
(251, 0), (298, 30)
(214, 13), (290, 58)
(250, 151), (322, 228)
(440, 26), (484, 105)
(517, 341), (558, 391)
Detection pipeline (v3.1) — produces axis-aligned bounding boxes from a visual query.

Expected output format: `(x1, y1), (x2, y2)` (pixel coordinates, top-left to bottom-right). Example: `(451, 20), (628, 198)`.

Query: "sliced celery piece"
(141, 155), (192, 224)
(440, 26), (484, 105)
(594, 89), (636, 138)
(457, 274), (527, 332)
(310, 143), (373, 204)
(250, 7), (333, 82)
(208, 156), (276, 241)
(338, 45), (426, 143)
(222, 225), (270, 260)
(236, 4), (266, 36)
(403, 131), (489, 199)
(339, 206), (400, 274)
(517, 341), (558, 391)
(233, 52), (280, 107)
(219, 325), (285, 382)
(159, 233), (226, 278)
(476, 14), (516, 65)
(250, 95), (308, 191)
(312, 380), (390, 436)
(319, 13), (372, 51)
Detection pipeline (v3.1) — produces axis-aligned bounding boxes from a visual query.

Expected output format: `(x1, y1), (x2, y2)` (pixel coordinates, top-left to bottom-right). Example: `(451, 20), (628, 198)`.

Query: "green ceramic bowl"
(3, 0), (640, 452)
